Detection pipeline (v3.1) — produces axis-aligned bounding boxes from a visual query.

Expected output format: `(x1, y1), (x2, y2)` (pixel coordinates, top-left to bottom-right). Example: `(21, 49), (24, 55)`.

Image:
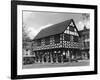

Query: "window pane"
(45, 37), (50, 45)
(69, 26), (74, 32)
(64, 34), (70, 41)
(37, 39), (41, 46)
(70, 35), (74, 41)
(87, 42), (89, 47)
(54, 35), (60, 43)
(74, 36), (78, 42)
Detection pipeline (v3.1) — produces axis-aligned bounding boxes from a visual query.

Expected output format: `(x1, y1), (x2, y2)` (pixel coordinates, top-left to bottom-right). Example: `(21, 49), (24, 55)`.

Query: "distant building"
(22, 40), (35, 65)
(79, 26), (90, 59)
(31, 19), (82, 63)
(23, 40), (32, 56)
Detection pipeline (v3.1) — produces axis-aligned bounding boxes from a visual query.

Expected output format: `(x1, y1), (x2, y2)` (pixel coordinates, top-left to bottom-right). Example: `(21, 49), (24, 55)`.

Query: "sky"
(23, 11), (90, 39)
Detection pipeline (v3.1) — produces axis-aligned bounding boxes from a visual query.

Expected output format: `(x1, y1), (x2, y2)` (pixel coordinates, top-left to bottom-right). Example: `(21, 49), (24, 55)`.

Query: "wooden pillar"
(35, 51), (38, 63)
(42, 51), (44, 64)
(46, 51), (49, 63)
(48, 51), (50, 63)
(34, 51), (36, 63)
(50, 51), (53, 63)
(68, 50), (71, 62)
(63, 50), (66, 63)
(38, 51), (40, 63)
(35, 51), (37, 63)
(56, 52), (58, 63)
(65, 50), (67, 62)
(61, 50), (63, 63)
(52, 50), (54, 63)
(75, 50), (77, 59)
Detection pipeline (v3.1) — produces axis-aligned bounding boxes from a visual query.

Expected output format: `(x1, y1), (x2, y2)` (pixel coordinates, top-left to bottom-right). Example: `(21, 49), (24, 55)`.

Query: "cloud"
(27, 24), (53, 39)
(76, 20), (90, 30)
(26, 19), (90, 39)
(27, 27), (38, 39)
(76, 21), (84, 30)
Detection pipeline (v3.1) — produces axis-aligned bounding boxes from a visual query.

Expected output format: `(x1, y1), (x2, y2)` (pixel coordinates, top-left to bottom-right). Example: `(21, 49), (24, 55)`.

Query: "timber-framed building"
(31, 19), (82, 63)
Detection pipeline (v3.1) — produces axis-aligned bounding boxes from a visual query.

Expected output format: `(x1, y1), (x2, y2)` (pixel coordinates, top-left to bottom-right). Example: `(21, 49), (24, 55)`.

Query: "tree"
(82, 13), (90, 20)
(22, 24), (30, 41)
(22, 24), (31, 49)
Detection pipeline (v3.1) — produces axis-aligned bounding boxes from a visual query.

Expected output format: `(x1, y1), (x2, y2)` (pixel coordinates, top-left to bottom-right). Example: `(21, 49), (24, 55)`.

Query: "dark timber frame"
(11, 0), (97, 79)
(31, 19), (83, 64)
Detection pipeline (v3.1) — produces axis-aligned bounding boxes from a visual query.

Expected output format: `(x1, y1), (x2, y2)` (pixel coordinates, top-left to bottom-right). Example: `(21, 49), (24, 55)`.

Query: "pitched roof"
(33, 19), (74, 40)
(79, 28), (89, 36)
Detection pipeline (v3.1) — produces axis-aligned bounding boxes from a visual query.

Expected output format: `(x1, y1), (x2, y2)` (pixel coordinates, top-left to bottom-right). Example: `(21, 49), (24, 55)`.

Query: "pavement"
(22, 60), (90, 69)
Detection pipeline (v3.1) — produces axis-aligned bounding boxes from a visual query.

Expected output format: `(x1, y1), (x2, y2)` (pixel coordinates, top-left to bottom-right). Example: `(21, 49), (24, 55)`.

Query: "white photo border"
(17, 5), (95, 75)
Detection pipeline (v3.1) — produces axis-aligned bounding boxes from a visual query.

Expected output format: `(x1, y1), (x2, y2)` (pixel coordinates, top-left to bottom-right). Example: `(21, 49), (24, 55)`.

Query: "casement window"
(74, 36), (78, 42)
(83, 42), (86, 47)
(45, 37), (50, 45)
(85, 42), (89, 48)
(37, 39), (41, 46)
(54, 35), (60, 44)
(85, 34), (89, 39)
(70, 35), (74, 41)
(87, 34), (89, 39)
(84, 42), (89, 48)
(64, 34), (70, 41)
(69, 26), (75, 32)
(87, 42), (89, 47)
(82, 35), (85, 40)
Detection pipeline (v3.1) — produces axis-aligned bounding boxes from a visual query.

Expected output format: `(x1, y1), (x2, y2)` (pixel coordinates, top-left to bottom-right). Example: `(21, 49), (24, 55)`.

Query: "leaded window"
(64, 34), (70, 41)
(37, 39), (41, 46)
(54, 34), (60, 44)
(69, 26), (75, 32)
(74, 36), (78, 42)
(70, 35), (74, 41)
(45, 37), (50, 45)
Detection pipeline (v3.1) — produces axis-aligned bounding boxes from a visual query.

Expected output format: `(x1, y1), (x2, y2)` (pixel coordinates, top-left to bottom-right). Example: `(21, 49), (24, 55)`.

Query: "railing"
(32, 43), (62, 51)
(63, 41), (82, 49)
(32, 41), (82, 51)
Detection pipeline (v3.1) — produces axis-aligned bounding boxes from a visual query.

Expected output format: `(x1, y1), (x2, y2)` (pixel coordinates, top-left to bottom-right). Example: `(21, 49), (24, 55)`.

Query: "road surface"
(23, 60), (90, 69)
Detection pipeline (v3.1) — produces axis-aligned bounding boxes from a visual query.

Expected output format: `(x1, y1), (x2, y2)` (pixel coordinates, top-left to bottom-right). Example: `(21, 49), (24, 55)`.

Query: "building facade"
(79, 26), (90, 60)
(23, 19), (90, 65)
(23, 40), (35, 64)
(29, 19), (82, 64)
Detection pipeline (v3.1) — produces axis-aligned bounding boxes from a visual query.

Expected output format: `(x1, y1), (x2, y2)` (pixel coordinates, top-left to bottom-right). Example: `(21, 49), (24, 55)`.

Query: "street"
(23, 60), (90, 69)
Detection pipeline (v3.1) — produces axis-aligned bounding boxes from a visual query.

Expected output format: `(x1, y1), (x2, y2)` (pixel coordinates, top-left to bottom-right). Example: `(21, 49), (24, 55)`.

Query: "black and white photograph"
(11, 1), (97, 79)
(22, 11), (90, 69)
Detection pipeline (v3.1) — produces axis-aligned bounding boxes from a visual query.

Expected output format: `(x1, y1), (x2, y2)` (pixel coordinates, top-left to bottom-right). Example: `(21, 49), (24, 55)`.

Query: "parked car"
(23, 57), (35, 65)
